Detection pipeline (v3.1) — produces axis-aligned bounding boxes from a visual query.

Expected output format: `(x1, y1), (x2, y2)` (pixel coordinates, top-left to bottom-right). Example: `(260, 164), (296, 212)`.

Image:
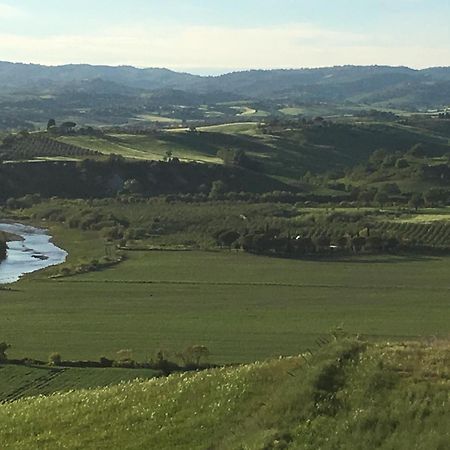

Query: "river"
(0, 223), (67, 284)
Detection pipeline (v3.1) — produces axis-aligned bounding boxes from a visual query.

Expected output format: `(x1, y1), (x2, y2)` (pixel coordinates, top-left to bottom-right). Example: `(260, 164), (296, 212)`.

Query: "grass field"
(1, 226), (449, 364)
(0, 339), (448, 449)
(0, 365), (159, 402)
(57, 134), (222, 164)
(133, 114), (182, 123)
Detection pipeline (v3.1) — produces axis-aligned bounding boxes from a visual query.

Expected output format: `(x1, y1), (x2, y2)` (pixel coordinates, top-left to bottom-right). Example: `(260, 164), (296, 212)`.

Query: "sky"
(0, 0), (449, 74)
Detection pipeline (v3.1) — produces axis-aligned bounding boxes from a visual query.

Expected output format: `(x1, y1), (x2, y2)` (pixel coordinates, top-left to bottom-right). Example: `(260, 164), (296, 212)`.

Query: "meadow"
(1, 231), (449, 363)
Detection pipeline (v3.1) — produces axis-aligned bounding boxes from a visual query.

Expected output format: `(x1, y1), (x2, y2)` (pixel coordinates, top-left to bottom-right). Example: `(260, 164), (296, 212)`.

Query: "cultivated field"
(0, 365), (158, 402)
(1, 232), (449, 363)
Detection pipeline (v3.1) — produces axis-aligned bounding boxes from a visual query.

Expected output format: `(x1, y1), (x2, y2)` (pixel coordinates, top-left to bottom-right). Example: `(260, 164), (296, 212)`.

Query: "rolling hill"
(1, 62), (450, 131)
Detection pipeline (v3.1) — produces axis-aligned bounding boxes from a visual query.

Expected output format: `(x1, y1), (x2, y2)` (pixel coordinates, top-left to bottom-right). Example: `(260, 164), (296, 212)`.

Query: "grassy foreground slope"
(0, 339), (448, 449)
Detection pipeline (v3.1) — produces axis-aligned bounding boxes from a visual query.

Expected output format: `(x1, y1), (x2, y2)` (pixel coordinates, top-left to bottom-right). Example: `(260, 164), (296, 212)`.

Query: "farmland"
(0, 365), (159, 403)
(45, 117), (450, 184)
(0, 81), (450, 448)
(1, 232), (449, 364)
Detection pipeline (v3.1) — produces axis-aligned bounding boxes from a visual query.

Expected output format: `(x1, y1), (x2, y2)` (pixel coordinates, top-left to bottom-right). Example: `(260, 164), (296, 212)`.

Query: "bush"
(48, 352), (62, 366)
(99, 356), (114, 367)
(177, 345), (210, 368)
(148, 350), (180, 374)
(0, 342), (11, 362)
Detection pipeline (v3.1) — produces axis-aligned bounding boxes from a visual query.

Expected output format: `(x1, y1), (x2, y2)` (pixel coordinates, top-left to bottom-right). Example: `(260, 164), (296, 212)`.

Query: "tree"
(60, 121), (77, 134)
(395, 158), (409, 169)
(370, 148), (387, 165)
(365, 236), (383, 252)
(122, 178), (143, 195)
(209, 180), (227, 199)
(358, 189), (376, 203)
(216, 230), (240, 248)
(424, 188), (449, 206)
(178, 345), (210, 368)
(384, 237), (400, 252)
(382, 155), (397, 168)
(2, 134), (16, 146)
(408, 143), (427, 158)
(164, 150), (173, 162)
(336, 236), (350, 250)
(312, 235), (331, 252)
(47, 119), (56, 130)
(374, 191), (389, 206)
(351, 236), (366, 253)
(408, 193), (423, 211)
(48, 352), (62, 366)
(0, 342), (11, 362)
(380, 183), (401, 195)
(217, 148), (254, 168)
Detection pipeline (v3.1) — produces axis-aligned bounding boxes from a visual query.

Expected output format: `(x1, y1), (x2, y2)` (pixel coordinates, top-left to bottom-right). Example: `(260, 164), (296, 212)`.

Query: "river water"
(0, 223), (67, 284)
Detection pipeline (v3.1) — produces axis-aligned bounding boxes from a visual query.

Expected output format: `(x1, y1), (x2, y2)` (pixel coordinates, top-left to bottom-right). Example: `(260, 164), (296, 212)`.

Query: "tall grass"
(0, 339), (448, 449)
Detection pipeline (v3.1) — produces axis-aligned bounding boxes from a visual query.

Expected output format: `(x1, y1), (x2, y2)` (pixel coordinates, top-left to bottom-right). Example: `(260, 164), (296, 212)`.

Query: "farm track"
(1, 368), (66, 403)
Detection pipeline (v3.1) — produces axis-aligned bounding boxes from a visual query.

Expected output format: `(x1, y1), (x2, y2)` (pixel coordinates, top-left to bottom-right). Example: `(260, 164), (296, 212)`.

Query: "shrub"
(0, 342), (11, 362)
(149, 350), (180, 374)
(99, 356), (114, 367)
(48, 352), (62, 366)
(177, 345), (210, 368)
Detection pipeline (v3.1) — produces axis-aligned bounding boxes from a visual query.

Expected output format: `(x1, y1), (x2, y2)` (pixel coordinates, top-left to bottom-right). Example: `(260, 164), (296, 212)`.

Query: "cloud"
(0, 3), (22, 19)
(0, 23), (448, 71)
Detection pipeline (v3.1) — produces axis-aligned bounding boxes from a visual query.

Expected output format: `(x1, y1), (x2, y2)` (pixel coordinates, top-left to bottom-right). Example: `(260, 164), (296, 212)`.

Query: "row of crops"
(0, 365), (158, 402)
(0, 135), (100, 160)
(375, 221), (450, 248)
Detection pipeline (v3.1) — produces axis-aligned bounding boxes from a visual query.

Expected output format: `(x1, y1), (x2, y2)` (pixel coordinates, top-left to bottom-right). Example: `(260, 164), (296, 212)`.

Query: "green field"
(1, 226), (449, 364)
(0, 339), (448, 449)
(0, 365), (159, 402)
(57, 133), (223, 164)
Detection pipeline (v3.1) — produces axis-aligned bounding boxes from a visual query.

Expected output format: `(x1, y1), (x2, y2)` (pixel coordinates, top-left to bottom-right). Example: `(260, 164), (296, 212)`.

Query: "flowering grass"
(0, 339), (448, 449)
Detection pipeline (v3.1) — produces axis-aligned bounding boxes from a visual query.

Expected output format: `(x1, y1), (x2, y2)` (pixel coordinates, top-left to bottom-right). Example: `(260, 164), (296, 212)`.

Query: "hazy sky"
(0, 0), (449, 73)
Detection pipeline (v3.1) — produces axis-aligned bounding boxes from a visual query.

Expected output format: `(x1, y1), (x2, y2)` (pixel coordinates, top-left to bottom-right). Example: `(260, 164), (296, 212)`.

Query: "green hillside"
(54, 119), (450, 182)
(0, 339), (448, 449)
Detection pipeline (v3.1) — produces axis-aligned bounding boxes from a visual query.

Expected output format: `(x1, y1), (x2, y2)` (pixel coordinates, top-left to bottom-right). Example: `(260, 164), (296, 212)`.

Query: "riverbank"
(0, 222), (67, 284)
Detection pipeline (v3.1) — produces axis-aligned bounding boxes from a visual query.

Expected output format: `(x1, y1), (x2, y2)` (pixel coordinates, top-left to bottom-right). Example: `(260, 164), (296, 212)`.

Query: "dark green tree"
(408, 193), (423, 211)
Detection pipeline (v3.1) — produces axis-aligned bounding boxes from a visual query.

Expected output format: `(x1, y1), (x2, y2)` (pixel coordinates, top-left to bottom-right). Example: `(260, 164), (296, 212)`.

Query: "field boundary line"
(47, 279), (450, 291)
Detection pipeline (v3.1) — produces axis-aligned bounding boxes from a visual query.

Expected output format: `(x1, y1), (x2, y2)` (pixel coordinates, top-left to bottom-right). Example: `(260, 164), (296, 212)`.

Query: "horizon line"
(1, 60), (450, 77)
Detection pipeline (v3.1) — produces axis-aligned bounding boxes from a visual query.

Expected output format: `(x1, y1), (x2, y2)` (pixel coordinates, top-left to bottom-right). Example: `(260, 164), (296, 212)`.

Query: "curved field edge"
(0, 339), (448, 449)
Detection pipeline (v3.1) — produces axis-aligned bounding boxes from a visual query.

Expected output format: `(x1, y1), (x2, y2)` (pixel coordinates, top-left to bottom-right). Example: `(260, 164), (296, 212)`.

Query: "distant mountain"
(1, 62), (449, 130)
(0, 62), (200, 92)
(2, 62), (450, 105)
(206, 66), (450, 107)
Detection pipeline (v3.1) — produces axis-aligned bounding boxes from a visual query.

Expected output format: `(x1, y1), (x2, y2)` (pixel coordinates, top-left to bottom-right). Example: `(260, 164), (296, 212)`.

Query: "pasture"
(1, 238), (449, 363)
(57, 133), (223, 164)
